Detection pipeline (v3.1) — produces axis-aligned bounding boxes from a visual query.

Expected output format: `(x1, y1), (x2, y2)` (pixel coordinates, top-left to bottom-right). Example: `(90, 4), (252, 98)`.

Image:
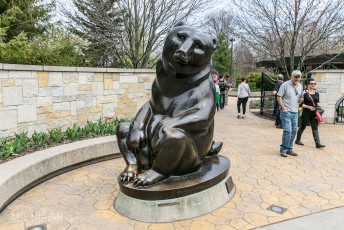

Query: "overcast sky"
(55, 0), (231, 25)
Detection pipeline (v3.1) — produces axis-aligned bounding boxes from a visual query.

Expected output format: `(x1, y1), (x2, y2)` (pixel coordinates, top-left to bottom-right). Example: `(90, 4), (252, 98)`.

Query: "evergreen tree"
(0, 0), (87, 66)
(212, 32), (231, 75)
(63, 0), (124, 67)
(0, 0), (54, 42)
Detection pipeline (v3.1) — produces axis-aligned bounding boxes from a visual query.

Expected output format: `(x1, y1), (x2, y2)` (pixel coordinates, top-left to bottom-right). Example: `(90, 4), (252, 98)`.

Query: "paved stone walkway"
(1, 97), (344, 230)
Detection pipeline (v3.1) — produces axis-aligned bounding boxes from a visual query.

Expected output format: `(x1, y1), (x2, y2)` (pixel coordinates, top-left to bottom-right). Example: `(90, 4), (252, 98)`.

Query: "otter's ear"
(212, 37), (218, 50)
(175, 21), (185, 27)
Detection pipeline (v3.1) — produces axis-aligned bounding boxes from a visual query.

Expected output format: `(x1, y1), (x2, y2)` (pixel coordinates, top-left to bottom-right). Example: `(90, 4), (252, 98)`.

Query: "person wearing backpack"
(225, 75), (231, 105)
(219, 75), (229, 109)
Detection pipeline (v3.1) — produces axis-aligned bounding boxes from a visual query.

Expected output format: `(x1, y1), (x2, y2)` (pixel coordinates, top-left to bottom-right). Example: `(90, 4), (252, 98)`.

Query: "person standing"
(214, 78), (221, 112)
(219, 75), (229, 109)
(237, 77), (250, 119)
(295, 78), (325, 148)
(272, 74), (284, 129)
(225, 74), (231, 105)
(277, 70), (304, 157)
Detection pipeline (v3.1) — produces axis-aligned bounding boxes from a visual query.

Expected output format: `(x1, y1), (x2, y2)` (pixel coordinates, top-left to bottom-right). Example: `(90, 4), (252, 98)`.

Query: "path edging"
(0, 136), (120, 212)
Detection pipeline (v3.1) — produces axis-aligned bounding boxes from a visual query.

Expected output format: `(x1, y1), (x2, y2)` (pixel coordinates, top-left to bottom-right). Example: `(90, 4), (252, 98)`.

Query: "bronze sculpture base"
(114, 155), (236, 222)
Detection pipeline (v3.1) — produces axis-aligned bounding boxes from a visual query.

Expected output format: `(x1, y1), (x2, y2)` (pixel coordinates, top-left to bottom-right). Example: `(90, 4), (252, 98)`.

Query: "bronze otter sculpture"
(116, 22), (223, 187)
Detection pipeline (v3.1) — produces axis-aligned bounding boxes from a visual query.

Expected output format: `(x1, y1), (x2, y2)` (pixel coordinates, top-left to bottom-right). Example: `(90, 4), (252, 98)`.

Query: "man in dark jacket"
(272, 74), (284, 128)
(218, 75), (229, 109)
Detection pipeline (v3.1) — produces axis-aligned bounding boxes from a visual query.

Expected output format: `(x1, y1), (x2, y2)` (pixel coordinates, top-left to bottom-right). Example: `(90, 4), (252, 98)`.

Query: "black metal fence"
(249, 73), (277, 119)
(259, 73), (277, 116)
(335, 97), (344, 123)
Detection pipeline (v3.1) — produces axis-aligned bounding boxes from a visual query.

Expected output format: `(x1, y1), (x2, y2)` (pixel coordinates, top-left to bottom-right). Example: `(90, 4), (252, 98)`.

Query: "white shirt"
(215, 84), (220, 94)
(237, 83), (250, 98)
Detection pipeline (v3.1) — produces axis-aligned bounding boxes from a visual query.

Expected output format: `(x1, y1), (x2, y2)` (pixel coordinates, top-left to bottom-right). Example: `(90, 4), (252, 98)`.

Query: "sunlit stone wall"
(0, 64), (155, 137)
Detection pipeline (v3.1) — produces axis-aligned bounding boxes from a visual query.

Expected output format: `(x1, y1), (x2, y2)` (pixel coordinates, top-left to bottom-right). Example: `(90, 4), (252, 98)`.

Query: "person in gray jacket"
(276, 70), (304, 157)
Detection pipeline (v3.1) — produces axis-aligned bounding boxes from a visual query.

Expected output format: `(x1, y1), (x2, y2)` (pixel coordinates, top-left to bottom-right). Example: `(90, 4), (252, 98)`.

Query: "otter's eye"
(194, 44), (203, 50)
(178, 35), (186, 41)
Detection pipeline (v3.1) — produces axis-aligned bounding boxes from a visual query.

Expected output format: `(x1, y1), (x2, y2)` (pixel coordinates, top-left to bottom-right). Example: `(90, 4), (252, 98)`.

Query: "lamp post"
(229, 37), (235, 85)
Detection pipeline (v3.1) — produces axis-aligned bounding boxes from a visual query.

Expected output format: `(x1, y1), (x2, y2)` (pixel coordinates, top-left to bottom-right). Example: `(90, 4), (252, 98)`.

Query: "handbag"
(307, 91), (324, 122)
(315, 111), (324, 122)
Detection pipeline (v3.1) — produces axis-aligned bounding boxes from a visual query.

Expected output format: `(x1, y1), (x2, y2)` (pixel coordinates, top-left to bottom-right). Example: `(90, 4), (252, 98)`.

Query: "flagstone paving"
(1, 97), (344, 230)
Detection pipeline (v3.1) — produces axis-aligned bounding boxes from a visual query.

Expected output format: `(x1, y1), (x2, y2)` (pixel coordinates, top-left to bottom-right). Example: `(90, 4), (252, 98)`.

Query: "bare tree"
(231, 0), (344, 78)
(62, 0), (213, 68)
(233, 42), (257, 77)
(203, 10), (235, 38)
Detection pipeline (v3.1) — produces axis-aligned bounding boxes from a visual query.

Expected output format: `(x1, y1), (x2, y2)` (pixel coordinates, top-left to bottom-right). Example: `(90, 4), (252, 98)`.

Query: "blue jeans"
(220, 94), (226, 109)
(280, 111), (298, 153)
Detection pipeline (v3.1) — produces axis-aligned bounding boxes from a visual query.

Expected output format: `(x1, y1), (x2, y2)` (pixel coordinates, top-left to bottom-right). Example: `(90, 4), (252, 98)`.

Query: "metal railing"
(259, 73), (277, 116)
(335, 97), (344, 123)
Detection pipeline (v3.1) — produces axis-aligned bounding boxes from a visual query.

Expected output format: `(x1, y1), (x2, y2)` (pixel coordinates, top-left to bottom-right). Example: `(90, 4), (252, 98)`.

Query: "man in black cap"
(272, 74), (284, 128)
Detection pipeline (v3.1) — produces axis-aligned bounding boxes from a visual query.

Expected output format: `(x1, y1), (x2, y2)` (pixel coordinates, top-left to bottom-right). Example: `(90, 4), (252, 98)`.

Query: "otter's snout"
(173, 50), (188, 64)
(173, 39), (193, 64)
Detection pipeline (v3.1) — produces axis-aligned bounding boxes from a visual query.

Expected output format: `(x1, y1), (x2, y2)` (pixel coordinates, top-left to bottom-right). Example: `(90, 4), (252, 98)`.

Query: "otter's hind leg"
(116, 123), (139, 183)
(133, 128), (201, 186)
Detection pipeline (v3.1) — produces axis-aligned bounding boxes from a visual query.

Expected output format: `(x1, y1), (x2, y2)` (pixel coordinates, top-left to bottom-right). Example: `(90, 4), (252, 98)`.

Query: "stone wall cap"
(134, 69), (156, 73)
(0, 63), (155, 73)
(43, 66), (77, 72)
(106, 68), (155, 73)
(2, 64), (44, 71)
(76, 67), (107, 72)
(310, 69), (344, 74)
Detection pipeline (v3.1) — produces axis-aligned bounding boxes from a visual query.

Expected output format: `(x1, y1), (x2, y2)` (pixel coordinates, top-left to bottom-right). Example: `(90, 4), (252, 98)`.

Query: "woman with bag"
(295, 78), (325, 148)
(237, 77), (250, 119)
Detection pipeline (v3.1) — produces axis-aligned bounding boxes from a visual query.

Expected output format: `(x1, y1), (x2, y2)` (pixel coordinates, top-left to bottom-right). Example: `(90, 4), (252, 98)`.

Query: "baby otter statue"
(116, 22), (223, 187)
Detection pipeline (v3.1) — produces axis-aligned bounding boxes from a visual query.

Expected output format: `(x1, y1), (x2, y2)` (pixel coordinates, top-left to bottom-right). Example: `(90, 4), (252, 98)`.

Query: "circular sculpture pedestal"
(114, 155), (236, 222)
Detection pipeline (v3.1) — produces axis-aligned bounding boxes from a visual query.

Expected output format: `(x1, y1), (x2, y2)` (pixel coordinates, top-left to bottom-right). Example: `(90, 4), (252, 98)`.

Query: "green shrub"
(81, 120), (96, 138)
(31, 131), (49, 150)
(94, 118), (108, 136)
(0, 141), (17, 157)
(246, 72), (261, 89)
(49, 128), (64, 143)
(235, 75), (242, 86)
(0, 138), (20, 157)
(106, 119), (120, 135)
(65, 124), (81, 141)
(14, 132), (30, 152)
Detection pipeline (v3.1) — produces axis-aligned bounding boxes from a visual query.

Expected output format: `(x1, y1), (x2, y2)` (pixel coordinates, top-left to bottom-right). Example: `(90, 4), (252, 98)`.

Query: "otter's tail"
(207, 141), (223, 156)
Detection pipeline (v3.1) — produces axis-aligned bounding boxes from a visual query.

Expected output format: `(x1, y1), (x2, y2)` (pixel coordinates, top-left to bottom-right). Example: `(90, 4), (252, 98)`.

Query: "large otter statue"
(116, 22), (223, 187)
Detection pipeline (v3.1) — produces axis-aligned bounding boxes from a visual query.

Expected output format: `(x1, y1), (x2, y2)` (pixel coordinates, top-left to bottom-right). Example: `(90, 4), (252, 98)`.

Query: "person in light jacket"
(236, 77), (250, 119)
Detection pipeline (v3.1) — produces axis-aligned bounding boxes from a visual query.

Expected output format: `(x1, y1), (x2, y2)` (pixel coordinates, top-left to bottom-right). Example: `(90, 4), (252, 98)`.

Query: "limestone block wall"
(0, 63), (155, 138)
(310, 69), (344, 123)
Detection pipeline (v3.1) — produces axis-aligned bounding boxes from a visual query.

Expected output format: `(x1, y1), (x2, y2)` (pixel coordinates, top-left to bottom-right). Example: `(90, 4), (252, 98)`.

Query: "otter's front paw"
(133, 169), (166, 187)
(127, 129), (146, 154)
(120, 164), (139, 184)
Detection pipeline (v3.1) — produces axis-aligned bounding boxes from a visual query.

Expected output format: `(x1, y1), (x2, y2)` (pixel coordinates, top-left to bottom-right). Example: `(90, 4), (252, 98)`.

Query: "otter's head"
(162, 23), (218, 77)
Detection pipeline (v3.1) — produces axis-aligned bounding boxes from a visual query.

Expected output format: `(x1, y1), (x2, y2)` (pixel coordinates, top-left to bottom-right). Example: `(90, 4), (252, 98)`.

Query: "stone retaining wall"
(310, 69), (344, 123)
(0, 64), (155, 137)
